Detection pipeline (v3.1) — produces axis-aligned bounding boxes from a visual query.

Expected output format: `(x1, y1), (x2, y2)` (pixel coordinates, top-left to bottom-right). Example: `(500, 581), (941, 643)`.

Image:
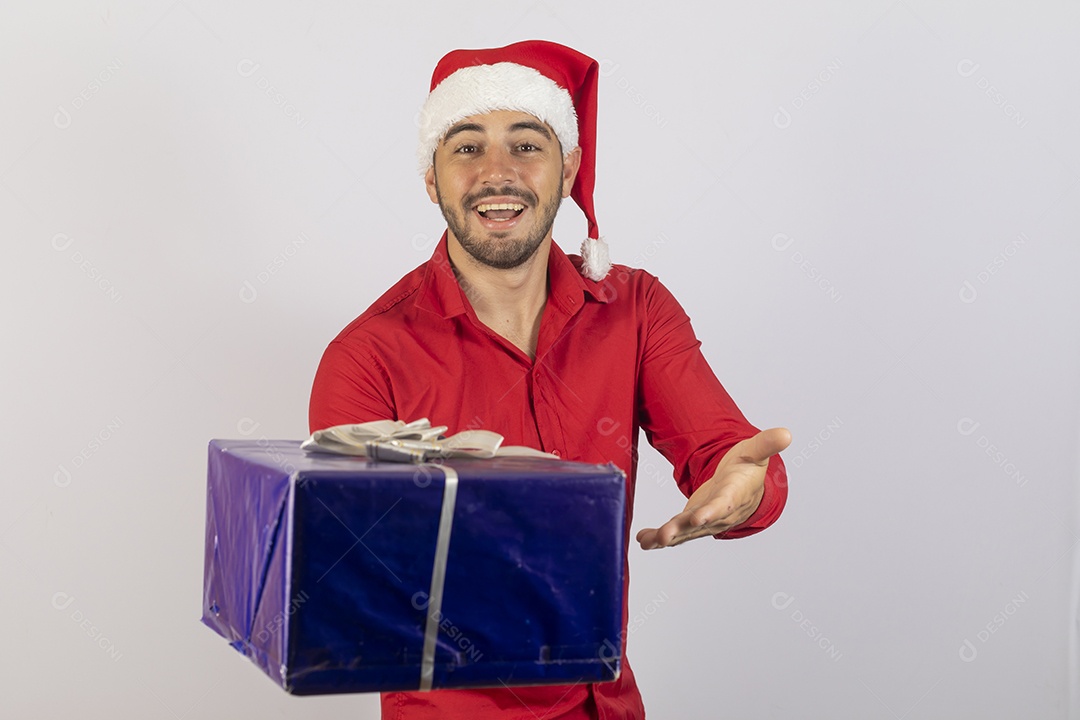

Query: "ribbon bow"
(301, 418), (554, 463)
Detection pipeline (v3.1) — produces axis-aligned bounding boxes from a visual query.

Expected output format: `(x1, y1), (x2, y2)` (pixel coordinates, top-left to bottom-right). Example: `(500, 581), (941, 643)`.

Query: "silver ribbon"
(419, 463), (458, 691)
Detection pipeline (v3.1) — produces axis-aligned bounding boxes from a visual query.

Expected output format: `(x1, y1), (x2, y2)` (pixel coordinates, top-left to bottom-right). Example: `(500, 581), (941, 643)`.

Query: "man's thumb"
(745, 427), (791, 463)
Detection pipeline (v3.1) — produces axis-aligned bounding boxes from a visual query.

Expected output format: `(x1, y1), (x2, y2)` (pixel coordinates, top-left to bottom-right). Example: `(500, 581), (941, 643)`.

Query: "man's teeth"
(476, 203), (525, 212)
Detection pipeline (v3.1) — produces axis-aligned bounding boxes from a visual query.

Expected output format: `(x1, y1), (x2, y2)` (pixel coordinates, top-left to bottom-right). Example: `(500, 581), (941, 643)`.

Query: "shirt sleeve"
(635, 274), (787, 538)
(308, 338), (397, 434)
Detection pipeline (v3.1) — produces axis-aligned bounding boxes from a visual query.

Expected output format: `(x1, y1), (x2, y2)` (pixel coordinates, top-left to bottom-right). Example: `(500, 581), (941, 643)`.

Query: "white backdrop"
(2, 1), (1077, 718)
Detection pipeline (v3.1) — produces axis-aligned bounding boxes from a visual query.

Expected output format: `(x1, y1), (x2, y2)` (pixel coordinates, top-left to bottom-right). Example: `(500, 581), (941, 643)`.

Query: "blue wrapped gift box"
(201, 439), (627, 695)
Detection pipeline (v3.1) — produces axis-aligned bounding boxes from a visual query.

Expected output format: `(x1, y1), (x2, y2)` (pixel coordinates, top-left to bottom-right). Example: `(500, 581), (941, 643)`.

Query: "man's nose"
(480, 145), (517, 183)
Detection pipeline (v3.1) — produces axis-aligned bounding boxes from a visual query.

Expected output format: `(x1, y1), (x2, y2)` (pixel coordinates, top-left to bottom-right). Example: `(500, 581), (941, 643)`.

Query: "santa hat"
(417, 40), (610, 281)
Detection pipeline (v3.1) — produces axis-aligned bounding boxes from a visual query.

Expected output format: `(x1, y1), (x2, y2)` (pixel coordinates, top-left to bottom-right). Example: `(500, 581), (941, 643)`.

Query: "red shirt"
(309, 234), (788, 719)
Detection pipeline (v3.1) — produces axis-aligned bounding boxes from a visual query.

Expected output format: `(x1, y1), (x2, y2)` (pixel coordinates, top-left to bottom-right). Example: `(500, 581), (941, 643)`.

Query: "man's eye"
(517, 143), (539, 152)
(455, 144), (478, 154)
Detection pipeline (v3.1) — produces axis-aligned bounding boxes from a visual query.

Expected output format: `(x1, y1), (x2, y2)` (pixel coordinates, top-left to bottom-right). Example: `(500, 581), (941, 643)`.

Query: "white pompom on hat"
(417, 40), (611, 282)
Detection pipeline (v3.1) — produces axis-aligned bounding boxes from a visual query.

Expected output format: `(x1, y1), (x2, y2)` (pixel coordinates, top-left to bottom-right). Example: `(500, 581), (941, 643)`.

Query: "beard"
(435, 171), (563, 270)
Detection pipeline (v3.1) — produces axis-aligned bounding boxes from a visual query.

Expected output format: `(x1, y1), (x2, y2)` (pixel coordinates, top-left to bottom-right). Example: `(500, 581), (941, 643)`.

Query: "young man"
(309, 40), (790, 720)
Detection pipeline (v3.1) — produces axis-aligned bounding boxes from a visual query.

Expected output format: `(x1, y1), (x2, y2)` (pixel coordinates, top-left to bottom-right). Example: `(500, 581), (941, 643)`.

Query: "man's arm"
(309, 339), (396, 433)
(629, 272), (789, 550)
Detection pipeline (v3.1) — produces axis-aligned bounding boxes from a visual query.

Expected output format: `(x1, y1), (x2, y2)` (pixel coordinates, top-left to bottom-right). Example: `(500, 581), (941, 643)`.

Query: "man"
(309, 40), (790, 719)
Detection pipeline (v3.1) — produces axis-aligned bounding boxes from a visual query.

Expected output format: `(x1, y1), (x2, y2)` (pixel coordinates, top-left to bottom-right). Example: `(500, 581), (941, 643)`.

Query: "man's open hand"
(635, 427), (791, 550)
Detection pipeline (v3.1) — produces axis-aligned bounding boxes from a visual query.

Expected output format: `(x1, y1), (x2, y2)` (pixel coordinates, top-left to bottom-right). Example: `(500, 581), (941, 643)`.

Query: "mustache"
(464, 186), (536, 207)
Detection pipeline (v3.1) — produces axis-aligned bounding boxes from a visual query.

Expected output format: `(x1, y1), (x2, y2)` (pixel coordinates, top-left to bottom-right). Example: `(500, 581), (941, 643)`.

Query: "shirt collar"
(415, 232), (468, 319)
(415, 232), (613, 319)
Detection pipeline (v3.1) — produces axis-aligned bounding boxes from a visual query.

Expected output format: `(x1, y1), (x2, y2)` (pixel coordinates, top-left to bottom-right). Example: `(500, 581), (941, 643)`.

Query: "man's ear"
(424, 163), (439, 204)
(562, 146), (582, 198)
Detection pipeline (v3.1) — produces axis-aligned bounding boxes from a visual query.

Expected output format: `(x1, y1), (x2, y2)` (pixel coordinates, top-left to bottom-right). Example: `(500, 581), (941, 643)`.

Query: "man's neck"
(447, 235), (550, 360)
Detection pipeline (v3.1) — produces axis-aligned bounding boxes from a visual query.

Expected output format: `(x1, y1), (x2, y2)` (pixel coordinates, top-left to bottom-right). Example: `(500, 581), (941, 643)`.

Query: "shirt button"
(551, 450), (560, 457)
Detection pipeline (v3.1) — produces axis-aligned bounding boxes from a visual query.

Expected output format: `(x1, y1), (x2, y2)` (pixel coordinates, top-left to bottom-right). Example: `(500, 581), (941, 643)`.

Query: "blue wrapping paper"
(201, 439), (626, 695)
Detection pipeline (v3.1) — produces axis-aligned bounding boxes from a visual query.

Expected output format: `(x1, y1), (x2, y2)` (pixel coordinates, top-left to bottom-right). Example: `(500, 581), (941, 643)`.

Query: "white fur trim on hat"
(417, 62), (579, 174)
(579, 236), (611, 281)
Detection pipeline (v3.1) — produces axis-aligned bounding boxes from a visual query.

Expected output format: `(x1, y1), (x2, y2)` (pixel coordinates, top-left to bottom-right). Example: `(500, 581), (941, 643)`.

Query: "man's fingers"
(636, 506), (733, 550)
(636, 515), (688, 549)
(637, 522), (721, 550)
(635, 527), (660, 550)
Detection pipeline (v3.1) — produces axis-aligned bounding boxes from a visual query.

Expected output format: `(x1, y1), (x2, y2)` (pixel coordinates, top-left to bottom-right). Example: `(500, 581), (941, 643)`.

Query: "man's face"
(425, 110), (581, 270)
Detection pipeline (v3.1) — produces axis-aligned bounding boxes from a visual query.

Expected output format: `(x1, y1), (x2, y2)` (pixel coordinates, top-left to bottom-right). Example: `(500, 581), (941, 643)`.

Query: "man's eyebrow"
(442, 122), (485, 144)
(509, 121), (552, 140)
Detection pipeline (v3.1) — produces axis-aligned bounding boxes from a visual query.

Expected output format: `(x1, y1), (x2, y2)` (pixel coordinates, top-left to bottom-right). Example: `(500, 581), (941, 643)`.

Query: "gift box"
(201, 439), (627, 695)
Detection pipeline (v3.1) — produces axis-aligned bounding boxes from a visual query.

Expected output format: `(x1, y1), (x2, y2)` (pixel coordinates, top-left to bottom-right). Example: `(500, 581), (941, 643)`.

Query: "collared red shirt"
(309, 233), (788, 719)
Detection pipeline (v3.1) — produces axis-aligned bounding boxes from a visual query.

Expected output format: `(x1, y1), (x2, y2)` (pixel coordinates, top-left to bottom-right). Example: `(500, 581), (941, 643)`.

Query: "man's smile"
(475, 202), (526, 220)
(467, 193), (533, 231)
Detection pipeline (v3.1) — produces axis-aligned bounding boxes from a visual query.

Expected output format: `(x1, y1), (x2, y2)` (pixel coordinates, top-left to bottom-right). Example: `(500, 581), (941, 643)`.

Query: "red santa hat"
(417, 40), (610, 281)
